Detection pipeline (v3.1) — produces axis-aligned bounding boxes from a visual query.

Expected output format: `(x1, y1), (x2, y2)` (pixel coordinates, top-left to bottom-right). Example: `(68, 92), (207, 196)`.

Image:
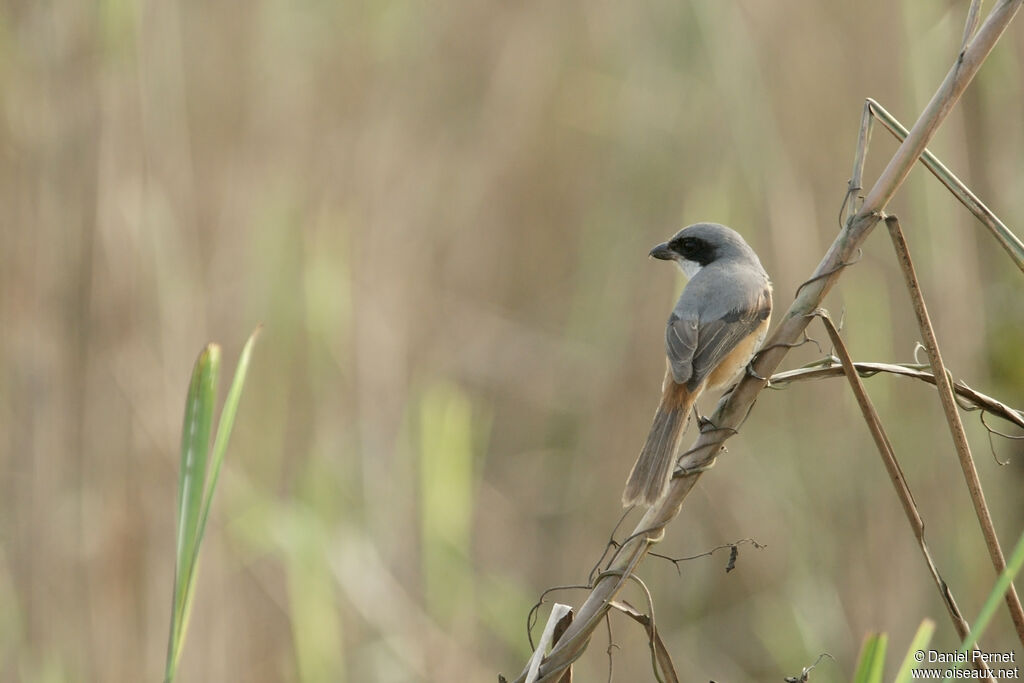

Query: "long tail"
(622, 379), (695, 507)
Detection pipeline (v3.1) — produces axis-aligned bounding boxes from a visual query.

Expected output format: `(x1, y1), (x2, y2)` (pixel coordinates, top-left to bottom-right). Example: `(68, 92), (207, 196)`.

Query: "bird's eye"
(675, 235), (714, 265)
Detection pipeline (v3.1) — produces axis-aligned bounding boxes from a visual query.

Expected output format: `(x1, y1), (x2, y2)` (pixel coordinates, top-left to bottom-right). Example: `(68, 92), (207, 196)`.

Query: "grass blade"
(164, 329), (259, 682)
(944, 528), (1024, 681)
(893, 619), (935, 683)
(192, 328), (260, 564)
(166, 344), (220, 682)
(852, 632), (887, 683)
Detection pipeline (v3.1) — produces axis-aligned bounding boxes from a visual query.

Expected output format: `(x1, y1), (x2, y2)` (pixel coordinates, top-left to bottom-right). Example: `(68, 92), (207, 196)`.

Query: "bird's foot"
(745, 358), (770, 385)
(677, 456), (718, 476)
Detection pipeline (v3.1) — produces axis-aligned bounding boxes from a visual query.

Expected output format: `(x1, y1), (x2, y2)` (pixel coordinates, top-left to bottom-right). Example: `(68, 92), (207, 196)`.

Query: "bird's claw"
(677, 456), (718, 477)
(745, 359), (769, 384)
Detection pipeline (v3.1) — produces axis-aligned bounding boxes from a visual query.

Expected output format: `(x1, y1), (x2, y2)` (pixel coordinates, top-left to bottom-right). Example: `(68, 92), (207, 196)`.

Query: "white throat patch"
(677, 259), (702, 279)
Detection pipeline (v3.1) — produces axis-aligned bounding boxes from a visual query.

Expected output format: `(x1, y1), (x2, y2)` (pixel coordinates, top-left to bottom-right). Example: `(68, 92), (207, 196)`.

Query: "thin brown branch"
(864, 98), (1024, 273)
(609, 601), (680, 683)
(768, 361), (1024, 432)
(842, 99), (875, 226)
(886, 215), (1024, 646)
(785, 653), (836, 683)
(860, 1), (1022, 213)
(815, 311), (991, 679)
(506, 3), (1024, 679)
(526, 585), (589, 650)
(648, 538), (766, 575)
(603, 614), (616, 683)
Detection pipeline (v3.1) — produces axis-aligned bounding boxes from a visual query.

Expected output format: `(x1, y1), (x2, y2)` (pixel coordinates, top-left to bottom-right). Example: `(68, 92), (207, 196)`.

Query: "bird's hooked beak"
(649, 242), (674, 261)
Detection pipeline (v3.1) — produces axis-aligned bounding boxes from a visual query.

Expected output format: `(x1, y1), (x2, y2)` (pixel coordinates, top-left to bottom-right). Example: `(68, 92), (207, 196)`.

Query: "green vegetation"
(166, 331), (258, 682)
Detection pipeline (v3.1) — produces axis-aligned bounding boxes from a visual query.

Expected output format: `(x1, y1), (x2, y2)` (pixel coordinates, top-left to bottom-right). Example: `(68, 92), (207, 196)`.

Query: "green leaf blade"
(167, 343), (221, 682)
(177, 344), (220, 566)
(193, 328), (260, 561)
(894, 619), (935, 683)
(168, 328), (259, 683)
(944, 528), (1024, 681)
(852, 632), (887, 683)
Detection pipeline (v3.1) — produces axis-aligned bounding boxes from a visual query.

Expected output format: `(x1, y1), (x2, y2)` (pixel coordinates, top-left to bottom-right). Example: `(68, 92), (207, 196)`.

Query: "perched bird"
(623, 223), (772, 507)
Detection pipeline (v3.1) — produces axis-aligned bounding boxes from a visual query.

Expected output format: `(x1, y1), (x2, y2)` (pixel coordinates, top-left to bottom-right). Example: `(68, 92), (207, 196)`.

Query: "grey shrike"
(623, 222), (772, 507)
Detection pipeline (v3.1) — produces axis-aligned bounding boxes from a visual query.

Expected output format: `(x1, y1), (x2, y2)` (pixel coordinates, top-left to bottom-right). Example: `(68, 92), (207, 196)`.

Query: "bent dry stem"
(886, 216), (1024, 644)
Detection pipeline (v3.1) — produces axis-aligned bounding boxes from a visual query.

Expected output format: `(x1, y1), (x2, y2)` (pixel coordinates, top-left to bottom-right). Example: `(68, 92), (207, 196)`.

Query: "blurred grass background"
(1, 1), (1023, 681)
